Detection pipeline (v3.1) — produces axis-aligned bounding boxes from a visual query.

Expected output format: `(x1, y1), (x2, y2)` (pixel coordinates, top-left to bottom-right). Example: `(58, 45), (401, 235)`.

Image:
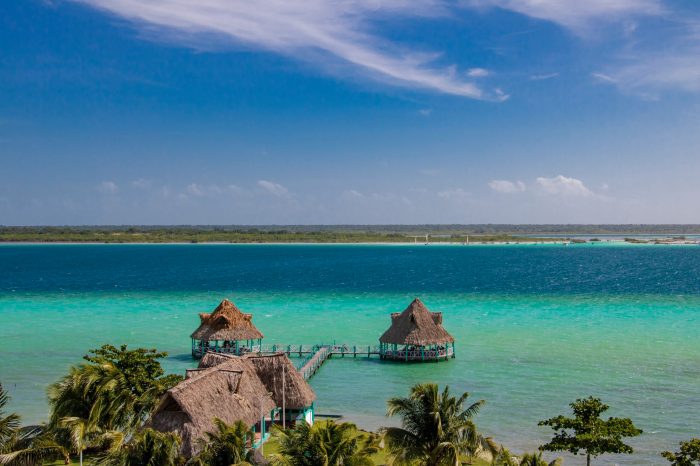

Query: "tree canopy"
(662, 439), (700, 466)
(539, 396), (642, 466)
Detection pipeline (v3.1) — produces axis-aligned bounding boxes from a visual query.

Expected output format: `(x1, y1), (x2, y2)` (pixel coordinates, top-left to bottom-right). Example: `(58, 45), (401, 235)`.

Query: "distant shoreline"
(2, 226), (699, 245)
(1, 240), (699, 246)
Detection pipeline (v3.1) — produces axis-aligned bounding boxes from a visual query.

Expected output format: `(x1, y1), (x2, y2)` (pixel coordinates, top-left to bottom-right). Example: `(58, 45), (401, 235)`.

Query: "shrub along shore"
(0, 227), (563, 244)
(0, 345), (696, 466)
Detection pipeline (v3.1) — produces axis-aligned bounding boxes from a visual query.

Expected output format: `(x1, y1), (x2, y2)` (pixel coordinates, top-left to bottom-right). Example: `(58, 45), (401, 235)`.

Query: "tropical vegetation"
(381, 383), (497, 466)
(662, 439), (700, 465)
(538, 396), (642, 466)
(270, 420), (378, 466)
(3, 344), (692, 466)
(190, 419), (254, 466)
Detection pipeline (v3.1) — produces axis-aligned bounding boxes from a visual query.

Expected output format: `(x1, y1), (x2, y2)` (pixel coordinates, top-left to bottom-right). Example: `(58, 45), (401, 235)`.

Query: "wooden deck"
(192, 343), (381, 360)
(192, 343), (453, 380)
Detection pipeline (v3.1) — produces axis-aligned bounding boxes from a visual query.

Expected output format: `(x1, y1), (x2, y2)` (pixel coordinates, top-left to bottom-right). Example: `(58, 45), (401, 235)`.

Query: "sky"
(1, 0), (700, 225)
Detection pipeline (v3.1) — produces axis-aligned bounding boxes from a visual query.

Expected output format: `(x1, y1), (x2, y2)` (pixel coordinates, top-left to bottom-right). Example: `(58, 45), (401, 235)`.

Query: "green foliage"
(0, 385), (20, 452)
(269, 420), (377, 466)
(49, 345), (182, 433)
(518, 452), (551, 466)
(190, 418), (253, 466)
(47, 345), (182, 464)
(0, 226), (563, 243)
(662, 439), (700, 465)
(0, 385), (69, 465)
(491, 446), (518, 466)
(83, 345), (183, 416)
(95, 428), (182, 466)
(382, 383), (496, 466)
(538, 396), (641, 466)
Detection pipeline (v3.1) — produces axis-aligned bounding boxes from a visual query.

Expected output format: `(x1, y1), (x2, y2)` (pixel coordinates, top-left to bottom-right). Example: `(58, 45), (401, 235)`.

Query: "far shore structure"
(379, 298), (456, 361)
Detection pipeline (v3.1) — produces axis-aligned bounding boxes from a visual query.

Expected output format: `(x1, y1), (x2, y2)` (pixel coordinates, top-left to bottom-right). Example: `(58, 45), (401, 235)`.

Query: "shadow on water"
(169, 353), (196, 362)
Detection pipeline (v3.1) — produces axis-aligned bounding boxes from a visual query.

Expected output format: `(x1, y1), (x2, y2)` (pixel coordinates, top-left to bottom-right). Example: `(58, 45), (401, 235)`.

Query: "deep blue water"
(2, 243), (700, 294)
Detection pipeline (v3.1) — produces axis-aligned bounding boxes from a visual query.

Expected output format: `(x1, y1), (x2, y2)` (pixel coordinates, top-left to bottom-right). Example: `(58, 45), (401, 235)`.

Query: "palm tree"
(59, 416), (103, 466)
(0, 384), (69, 465)
(96, 428), (182, 466)
(190, 418), (253, 466)
(382, 383), (497, 466)
(0, 385), (20, 452)
(270, 420), (377, 466)
(518, 452), (561, 466)
(491, 446), (518, 466)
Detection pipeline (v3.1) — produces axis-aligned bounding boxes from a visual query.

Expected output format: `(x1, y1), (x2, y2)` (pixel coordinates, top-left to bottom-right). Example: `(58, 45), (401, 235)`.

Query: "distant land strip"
(0, 225), (699, 243)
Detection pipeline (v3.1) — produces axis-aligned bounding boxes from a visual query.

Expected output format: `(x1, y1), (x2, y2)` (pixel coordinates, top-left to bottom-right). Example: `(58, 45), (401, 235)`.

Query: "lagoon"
(1, 244), (700, 465)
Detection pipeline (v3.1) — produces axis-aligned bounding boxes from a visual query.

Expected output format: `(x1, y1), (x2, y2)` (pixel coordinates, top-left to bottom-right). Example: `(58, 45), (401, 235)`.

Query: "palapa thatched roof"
(149, 357), (276, 458)
(244, 353), (316, 409)
(190, 299), (264, 342)
(379, 298), (455, 346)
(198, 352), (316, 410)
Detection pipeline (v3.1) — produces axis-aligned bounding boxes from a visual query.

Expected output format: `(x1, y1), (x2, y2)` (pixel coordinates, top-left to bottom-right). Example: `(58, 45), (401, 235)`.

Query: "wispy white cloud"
(536, 175), (594, 197)
(467, 67), (490, 77)
(489, 179), (525, 193)
(597, 50), (700, 94)
(341, 189), (365, 200)
(530, 72), (559, 81)
(464, 0), (662, 33)
(97, 181), (118, 193)
(257, 180), (289, 197)
(418, 108), (433, 117)
(591, 72), (618, 83)
(131, 178), (152, 189)
(185, 183), (204, 197)
(73, 0), (507, 100)
(437, 187), (471, 201)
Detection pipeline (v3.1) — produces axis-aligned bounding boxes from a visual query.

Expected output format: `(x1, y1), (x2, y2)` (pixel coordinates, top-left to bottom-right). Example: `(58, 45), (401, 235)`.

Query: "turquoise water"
(2, 244), (700, 465)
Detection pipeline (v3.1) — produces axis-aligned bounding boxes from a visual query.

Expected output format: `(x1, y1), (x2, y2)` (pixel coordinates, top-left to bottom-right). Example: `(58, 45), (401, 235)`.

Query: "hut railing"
(383, 347), (454, 360)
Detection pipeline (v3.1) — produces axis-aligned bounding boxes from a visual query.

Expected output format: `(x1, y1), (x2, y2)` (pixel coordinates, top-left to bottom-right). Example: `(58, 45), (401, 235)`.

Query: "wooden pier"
(192, 343), (381, 360)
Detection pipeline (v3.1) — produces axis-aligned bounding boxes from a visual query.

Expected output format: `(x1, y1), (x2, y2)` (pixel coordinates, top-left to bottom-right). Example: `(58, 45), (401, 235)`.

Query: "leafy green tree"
(382, 383), (497, 466)
(96, 428), (182, 466)
(538, 396), (642, 466)
(48, 345), (182, 434)
(662, 439), (700, 465)
(270, 420), (377, 466)
(190, 418), (254, 466)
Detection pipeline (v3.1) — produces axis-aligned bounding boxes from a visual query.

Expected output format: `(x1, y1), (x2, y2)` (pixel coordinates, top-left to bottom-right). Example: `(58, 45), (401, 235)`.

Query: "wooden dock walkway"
(193, 343), (452, 380)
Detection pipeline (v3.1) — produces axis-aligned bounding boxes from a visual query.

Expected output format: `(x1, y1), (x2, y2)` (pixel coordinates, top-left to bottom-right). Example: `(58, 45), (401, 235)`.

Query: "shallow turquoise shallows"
(2, 244), (700, 465)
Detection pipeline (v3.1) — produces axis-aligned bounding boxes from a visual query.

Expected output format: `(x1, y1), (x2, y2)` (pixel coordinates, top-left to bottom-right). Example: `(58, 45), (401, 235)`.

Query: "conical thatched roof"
(149, 358), (275, 458)
(198, 352), (316, 410)
(244, 353), (316, 409)
(190, 299), (264, 341)
(379, 298), (454, 346)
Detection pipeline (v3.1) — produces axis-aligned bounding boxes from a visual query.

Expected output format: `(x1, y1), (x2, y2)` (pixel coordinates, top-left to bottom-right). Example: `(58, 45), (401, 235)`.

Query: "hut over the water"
(378, 298), (455, 362)
(149, 357), (277, 457)
(191, 299), (264, 358)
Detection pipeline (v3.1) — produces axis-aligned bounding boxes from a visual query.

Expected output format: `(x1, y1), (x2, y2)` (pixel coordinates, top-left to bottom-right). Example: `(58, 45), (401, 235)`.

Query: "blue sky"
(1, 0), (700, 224)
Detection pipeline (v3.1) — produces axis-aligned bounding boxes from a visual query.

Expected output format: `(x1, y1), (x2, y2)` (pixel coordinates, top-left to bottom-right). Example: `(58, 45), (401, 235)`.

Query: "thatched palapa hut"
(149, 356), (277, 457)
(245, 353), (316, 425)
(191, 299), (264, 358)
(379, 298), (455, 362)
(199, 352), (316, 425)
